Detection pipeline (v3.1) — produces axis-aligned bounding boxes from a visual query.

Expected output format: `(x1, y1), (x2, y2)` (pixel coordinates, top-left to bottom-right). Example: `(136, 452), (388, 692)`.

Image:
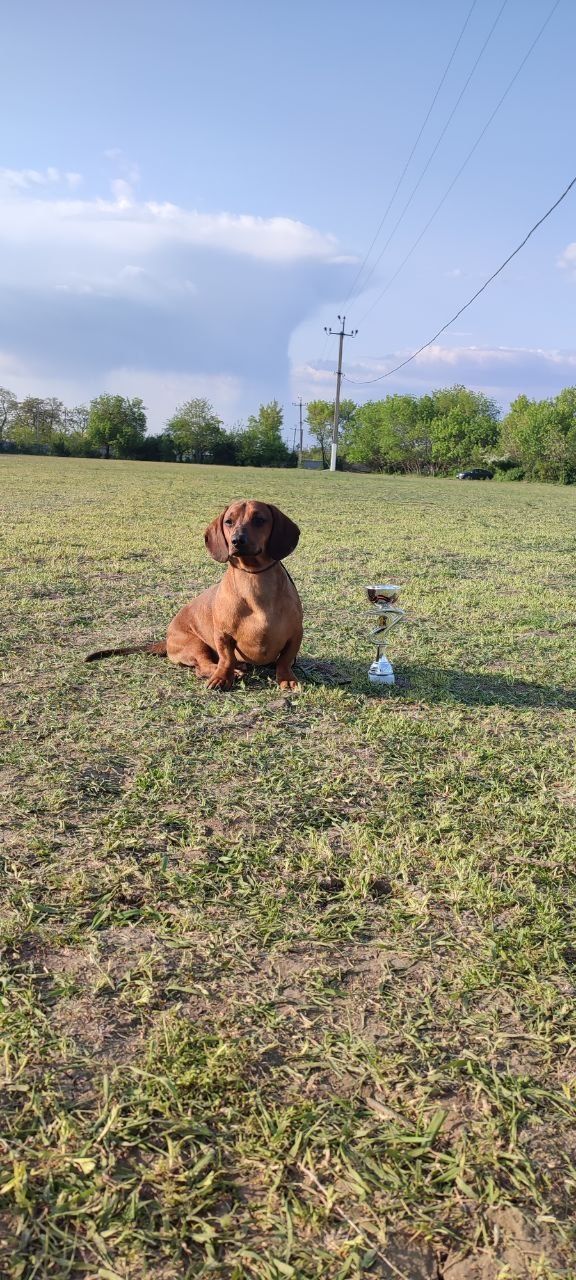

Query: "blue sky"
(1, 0), (575, 438)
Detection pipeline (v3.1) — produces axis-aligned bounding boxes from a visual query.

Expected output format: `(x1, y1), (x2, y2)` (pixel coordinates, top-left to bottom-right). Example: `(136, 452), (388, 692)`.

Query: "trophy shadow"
(297, 656), (576, 711)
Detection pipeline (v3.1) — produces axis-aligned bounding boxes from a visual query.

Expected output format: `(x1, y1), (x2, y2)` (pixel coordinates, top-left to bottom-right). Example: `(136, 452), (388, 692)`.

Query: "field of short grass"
(1, 454), (576, 1280)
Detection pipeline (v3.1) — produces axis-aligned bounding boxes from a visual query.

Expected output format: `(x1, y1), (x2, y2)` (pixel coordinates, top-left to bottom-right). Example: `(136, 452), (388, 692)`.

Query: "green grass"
(1, 454), (575, 1279)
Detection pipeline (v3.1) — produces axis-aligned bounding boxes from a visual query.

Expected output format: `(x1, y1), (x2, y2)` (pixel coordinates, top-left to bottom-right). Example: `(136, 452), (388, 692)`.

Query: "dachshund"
(86, 500), (303, 691)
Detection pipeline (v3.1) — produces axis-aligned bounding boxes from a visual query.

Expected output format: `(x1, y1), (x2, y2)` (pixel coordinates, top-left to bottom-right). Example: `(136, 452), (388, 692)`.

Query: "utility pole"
(324, 315), (357, 472)
(292, 397), (306, 467)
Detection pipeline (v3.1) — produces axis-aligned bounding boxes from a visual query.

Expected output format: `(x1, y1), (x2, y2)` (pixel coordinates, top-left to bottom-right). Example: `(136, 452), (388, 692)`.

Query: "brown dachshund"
(86, 500), (303, 691)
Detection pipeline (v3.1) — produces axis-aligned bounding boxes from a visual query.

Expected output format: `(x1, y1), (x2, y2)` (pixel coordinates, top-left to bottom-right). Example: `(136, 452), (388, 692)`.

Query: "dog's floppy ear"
(204, 510), (229, 562)
(267, 505), (300, 561)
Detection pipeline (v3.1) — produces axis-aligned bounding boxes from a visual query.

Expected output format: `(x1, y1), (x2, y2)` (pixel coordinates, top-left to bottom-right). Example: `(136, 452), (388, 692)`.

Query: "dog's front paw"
(206, 666), (235, 691)
(276, 668), (300, 692)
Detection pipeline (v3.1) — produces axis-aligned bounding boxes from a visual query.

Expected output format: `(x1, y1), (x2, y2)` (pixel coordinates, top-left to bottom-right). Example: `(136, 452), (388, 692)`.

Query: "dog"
(86, 500), (303, 691)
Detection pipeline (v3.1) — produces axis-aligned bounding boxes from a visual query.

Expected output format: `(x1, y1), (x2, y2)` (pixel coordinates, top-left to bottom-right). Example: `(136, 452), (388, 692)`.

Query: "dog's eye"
(252, 516), (266, 526)
(224, 519), (234, 526)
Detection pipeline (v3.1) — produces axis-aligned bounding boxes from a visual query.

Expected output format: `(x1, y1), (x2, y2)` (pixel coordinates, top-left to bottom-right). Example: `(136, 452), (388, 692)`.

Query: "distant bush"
(493, 466), (525, 482)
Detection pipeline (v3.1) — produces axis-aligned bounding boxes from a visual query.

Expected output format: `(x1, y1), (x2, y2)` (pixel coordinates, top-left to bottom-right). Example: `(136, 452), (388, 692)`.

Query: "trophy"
(365, 584), (405, 687)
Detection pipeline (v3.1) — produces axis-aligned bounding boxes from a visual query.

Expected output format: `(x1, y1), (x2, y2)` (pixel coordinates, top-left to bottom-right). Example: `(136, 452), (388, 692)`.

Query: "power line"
(347, 0), (507, 310)
(355, 0), (562, 326)
(344, 171), (576, 387)
(341, 0), (479, 311)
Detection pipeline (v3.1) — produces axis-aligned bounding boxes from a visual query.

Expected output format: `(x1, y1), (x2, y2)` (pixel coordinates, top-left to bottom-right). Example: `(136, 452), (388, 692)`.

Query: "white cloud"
(293, 362), (336, 387)
(104, 149), (141, 186)
(0, 167), (83, 191)
(0, 167), (58, 190)
(119, 265), (146, 279)
(558, 242), (576, 277)
(342, 344), (576, 378)
(0, 163), (354, 425)
(110, 178), (134, 206)
(0, 353), (244, 429)
(0, 349), (26, 378)
(293, 344), (576, 410)
(0, 355), (94, 409)
(0, 182), (344, 265)
(54, 282), (94, 295)
(104, 367), (243, 424)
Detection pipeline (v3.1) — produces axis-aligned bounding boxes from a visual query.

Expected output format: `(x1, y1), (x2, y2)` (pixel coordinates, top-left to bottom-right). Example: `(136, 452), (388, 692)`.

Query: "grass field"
(1, 454), (576, 1280)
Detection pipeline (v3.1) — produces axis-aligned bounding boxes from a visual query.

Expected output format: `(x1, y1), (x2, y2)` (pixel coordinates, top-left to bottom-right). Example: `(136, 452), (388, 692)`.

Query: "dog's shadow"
(235, 656), (349, 691)
(288, 655), (576, 710)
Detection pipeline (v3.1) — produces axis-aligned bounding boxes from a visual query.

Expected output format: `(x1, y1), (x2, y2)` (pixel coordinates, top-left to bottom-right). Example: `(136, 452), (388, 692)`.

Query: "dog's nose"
(231, 531), (247, 547)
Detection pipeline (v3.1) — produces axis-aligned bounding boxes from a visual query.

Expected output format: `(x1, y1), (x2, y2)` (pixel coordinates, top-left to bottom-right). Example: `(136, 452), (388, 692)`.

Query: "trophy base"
(368, 655), (395, 687)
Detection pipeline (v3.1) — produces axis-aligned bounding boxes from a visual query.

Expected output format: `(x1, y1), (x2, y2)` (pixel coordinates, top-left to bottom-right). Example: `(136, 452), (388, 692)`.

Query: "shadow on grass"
(395, 664), (576, 710)
(296, 656), (576, 710)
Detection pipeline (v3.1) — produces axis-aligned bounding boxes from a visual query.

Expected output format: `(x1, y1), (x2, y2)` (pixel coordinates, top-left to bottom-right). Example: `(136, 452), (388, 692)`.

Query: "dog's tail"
(85, 641), (167, 663)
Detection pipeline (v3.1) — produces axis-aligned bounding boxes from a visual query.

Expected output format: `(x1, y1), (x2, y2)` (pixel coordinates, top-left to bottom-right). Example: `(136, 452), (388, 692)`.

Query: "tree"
(0, 387), (17, 444)
(128, 433), (167, 462)
(165, 398), (226, 463)
(9, 397), (64, 451)
(51, 405), (95, 457)
(51, 404), (93, 456)
(64, 404), (89, 435)
(501, 390), (576, 483)
(306, 401), (331, 468)
(306, 399), (357, 468)
(429, 386), (500, 471)
(345, 395), (434, 473)
(86, 395), (146, 459)
(553, 388), (576, 481)
(236, 400), (290, 467)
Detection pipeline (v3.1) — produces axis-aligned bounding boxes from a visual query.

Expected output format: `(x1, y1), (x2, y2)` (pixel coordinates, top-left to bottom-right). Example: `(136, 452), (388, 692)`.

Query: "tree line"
(0, 393), (295, 468)
(2, 383), (576, 482)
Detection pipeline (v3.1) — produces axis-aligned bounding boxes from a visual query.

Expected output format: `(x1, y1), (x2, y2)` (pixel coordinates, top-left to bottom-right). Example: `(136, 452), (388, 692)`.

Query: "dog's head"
(204, 500), (300, 564)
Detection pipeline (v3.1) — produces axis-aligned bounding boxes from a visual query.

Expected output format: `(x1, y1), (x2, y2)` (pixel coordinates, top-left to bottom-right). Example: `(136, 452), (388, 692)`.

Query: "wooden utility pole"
(324, 315), (357, 471)
(292, 397), (306, 467)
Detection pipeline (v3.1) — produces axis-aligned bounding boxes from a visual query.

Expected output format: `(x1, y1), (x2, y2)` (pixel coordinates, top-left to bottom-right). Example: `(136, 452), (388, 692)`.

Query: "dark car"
(457, 468), (494, 480)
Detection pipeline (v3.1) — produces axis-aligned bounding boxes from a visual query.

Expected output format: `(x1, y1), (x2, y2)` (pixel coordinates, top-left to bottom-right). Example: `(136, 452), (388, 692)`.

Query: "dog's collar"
(227, 557), (280, 575)
(228, 559), (296, 590)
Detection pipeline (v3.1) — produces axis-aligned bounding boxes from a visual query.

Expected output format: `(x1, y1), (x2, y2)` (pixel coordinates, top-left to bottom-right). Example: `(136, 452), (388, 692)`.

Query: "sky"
(1, 0), (576, 441)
